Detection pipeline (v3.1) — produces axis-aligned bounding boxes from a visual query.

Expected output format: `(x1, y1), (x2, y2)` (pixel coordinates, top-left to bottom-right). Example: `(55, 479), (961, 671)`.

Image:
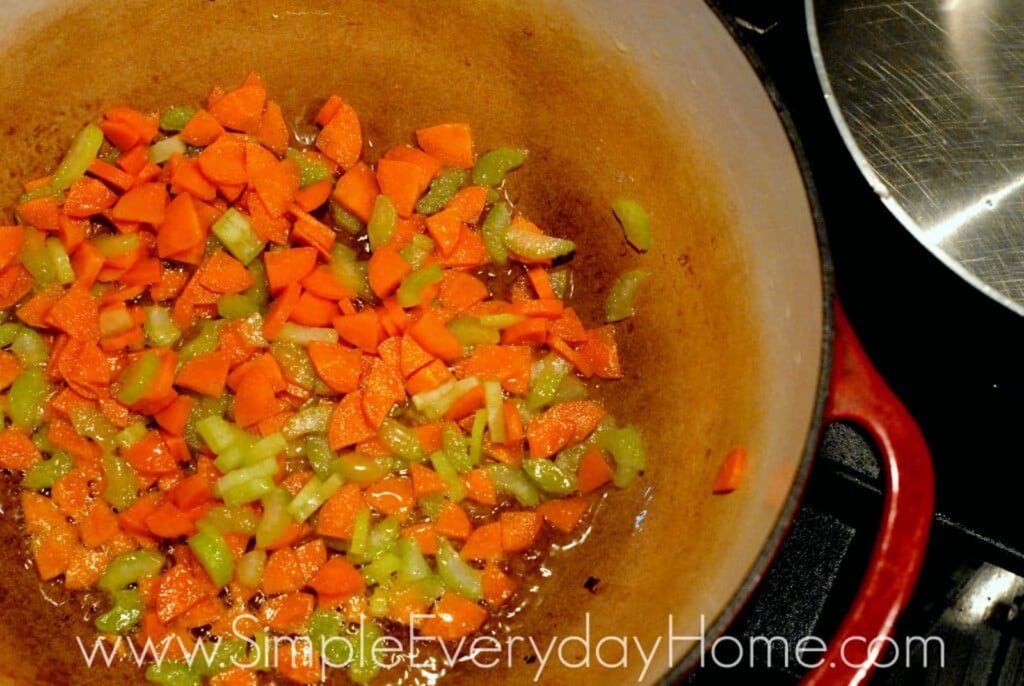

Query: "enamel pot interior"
(0, 0), (824, 683)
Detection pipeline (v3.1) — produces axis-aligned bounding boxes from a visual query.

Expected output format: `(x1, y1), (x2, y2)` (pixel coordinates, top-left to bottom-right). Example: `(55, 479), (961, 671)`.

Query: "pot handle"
(802, 301), (935, 686)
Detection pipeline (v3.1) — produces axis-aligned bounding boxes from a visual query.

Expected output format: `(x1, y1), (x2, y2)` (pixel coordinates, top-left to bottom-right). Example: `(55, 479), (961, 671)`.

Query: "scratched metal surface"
(808, 0), (1024, 315)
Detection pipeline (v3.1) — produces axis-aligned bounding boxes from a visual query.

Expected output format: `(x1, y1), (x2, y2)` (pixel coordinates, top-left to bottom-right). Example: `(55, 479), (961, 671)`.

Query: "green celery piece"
(523, 458), (577, 494)
(10, 327), (48, 367)
(244, 257), (269, 305)
(221, 477), (275, 506)
(45, 238), (74, 284)
(348, 508), (372, 562)
(94, 233), (140, 258)
(605, 269), (649, 323)
(399, 233), (436, 270)
(194, 638), (248, 677)
(184, 395), (231, 453)
(469, 409), (487, 465)
(488, 464), (541, 506)
(307, 610), (353, 665)
(23, 452), (73, 490)
(436, 537), (483, 600)
(365, 517), (400, 561)
(101, 453), (137, 510)
(478, 313), (524, 329)
(362, 551), (402, 587)
(114, 421), (148, 448)
(283, 405), (332, 440)
(481, 202), (511, 265)
(20, 229), (54, 283)
(304, 433), (336, 478)
(148, 136), (186, 164)
(188, 524), (234, 587)
(446, 317), (499, 348)
(217, 293), (260, 320)
(215, 458), (279, 494)
(159, 106), (196, 132)
(411, 377), (480, 421)
(396, 537), (432, 583)
(367, 195), (397, 251)
(418, 493), (444, 520)
(270, 340), (320, 391)
(95, 589), (144, 634)
(611, 197), (652, 252)
(330, 200), (365, 235)
(428, 451), (465, 501)
(9, 368), (48, 431)
(70, 405), (118, 446)
(0, 322), (20, 347)
(287, 473), (343, 522)
(442, 423), (474, 473)
(348, 619), (383, 683)
(379, 418), (425, 462)
(99, 550), (166, 592)
(51, 123), (104, 191)
(144, 306), (182, 347)
(415, 168), (469, 215)
(555, 443), (589, 477)
(330, 244), (372, 298)
(553, 374), (589, 404)
(504, 223), (575, 261)
(116, 352), (160, 405)
(396, 263), (443, 308)
(288, 148), (334, 188)
(145, 661), (202, 686)
(483, 380), (506, 443)
(337, 453), (390, 483)
(201, 505), (258, 535)
(472, 147), (526, 187)
(597, 425), (646, 487)
(178, 320), (223, 365)
(276, 322), (339, 346)
(195, 415), (247, 455)
(235, 549), (267, 588)
(526, 355), (571, 411)
(255, 488), (292, 548)
(212, 208), (265, 264)
(549, 268), (572, 299)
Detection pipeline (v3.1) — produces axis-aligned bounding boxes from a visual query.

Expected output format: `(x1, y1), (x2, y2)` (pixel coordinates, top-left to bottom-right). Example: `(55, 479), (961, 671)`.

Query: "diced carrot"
(228, 353), (286, 393)
(264, 247), (318, 293)
(234, 368), (281, 427)
(112, 182), (168, 225)
(295, 179), (333, 212)
(405, 359), (454, 396)
(420, 592), (487, 640)
(376, 158), (429, 217)
(537, 497), (589, 533)
(251, 157), (301, 218)
(360, 357), (405, 428)
(307, 341), (361, 394)
(198, 136), (248, 185)
(170, 157), (218, 202)
(100, 119), (141, 151)
(446, 186), (489, 224)
(146, 500), (197, 538)
(437, 229), (491, 269)
(16, 285), (61, 328)
(401, 523), (438, 556)
(712, 448), (748, 495)
(258, 101), (290, 156)
(104, 106), (158, 143)
(47, 282), (100, 341)
(154, 395), (195, 436)
(63, 177), (117, 218)
(262, 548), (305, 595)
(275, 642), (322, 685)
(434, 500), (472, 540)
(0, 350), (20, 391)
(0, 429), (41, 470)
(367, 247), (411, 298)
(0, 226), (24, 271)
(501, 317), (548, 346)
(410, 462), (447, 498)
(399, 334), (435, 378)
(548, 334), (593, 378)
(290, 207), (335, 256)
(527, 400), (606, 459)
(261, 592), (315, 634)
(124, 431), (178, 476)
(425, 208), (464, 257)
(577, 325), (621, 379)
(315, 98), (362, 170)
(364, 476), (414, 521)
(332, 161), (379, 223)
(209, 83), (266, 135)
(198, 249), (253, 294)
(175, 351), (231, 397)
(459, 522), (503, 562)
(414, 422), (444, 453)
(482, 563), (518, 608)
(16, 195), (60, 231)
(327, 391), (375, 450)
(333, 309), (381, 354)
(315, 483), (364, 539)
(309, 556), (365, 597)
(263, 281), (302, 340)
(155, 565), (211, 623)
(383, 145), (441, 182)
(415, 123), (474, 169)
(499, 511), (543, 553)
(409, 310), (463, 362)
(578, 448), (614, 493)
(80, 500), (120, 548)
(289, 291), (338, 327)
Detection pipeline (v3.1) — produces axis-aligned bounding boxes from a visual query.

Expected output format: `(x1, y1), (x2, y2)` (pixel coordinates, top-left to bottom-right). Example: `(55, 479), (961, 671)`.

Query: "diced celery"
(555, 443), (588, 476)
(367, 195), (397, 251)
(217, 293), (260, 320)
(159, 106), (196, 132)
(101, 453), (137, 510)
(51, 123), (103, 191)
(446, 317), (499, 348)
(429, 451), (465, 501)
(94, 233), (140, 258)
(308, 610), (354, 665)
(442, 423), (474, 473)
(45, 238), (74, 284)
(469, 409), (487, 465)
(20, 229), (54, 283)
(288, 148), (334, 188)
(0, 323), (20, 347)
(100, 307), (134, 338)
(288, 473), (343, 522)
(70, 405), (118, 446)
(348, 508), (372, 563)
(523, 458), (576, 494)
(196, 415), (247, 454)
(526, 355), (572, 411)
(363, 552), (402, 587)
(145, 661), (202, 686)
(270, 340), (320, 392)
(194, 638), (248, 677)
(23, 452), (73, 490)
(99, 550), (166, 591)
(213, 442), (249, 473)
(597, 425), (646, 487)
(436, 537), (483, 600)
(478, 313), (525, 329)
(605, 269), (649, 323)
(215, 458), (279, 494)
(276, 322), (339, 346)
(284, 405), (332, 440)
(236, 549), (266, 588)
(247, 432), (287, 465)
(330, 244), (371, 299)
(9, 368), (48, 431)
(348, 618), (382, 683)
(304, 434), (337, 479)
(365, 517), (400, 561)
(396, 537), (432, 583)
(481, 202), (511, 265)
(148, 136), (187, 164)
(178, 320), (223, 365)
(398, 234), (436, 270)
(116, 352), (160, 406)
(396, 264), (443, 308)
(415, 168), (469, 215)
(504, 224), (575, 261)
(95, 589), (143, 634)
(472, 147), (526, 187)
(144, 306), (182, 347)
(483, 380), (506, 444)
(212, 208), (265, 265)
(553, 374), (589, 404)
(188, 524), (234, 587)
(201, 505), (258, 535)
(549, 268), (572, 299)
(221, 477), (275, 506)
(379, 418), (425, 462)
(611, 197), (652, 252)
(330, 200), (365, 235)
(337, 453), (391, 483)
(411, 377), (480, 421)
(10, 327), (48, 367)
(255, 488), (292, 548)
(488, 464), (541, 506)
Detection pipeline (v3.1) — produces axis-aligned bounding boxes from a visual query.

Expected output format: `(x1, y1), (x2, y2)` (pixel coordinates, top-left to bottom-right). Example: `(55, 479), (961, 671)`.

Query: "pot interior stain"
(0, 1), (760, 683)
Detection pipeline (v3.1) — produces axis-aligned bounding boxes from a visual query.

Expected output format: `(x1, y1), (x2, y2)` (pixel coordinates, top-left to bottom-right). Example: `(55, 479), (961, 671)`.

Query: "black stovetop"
(687, 3), (1024, 684)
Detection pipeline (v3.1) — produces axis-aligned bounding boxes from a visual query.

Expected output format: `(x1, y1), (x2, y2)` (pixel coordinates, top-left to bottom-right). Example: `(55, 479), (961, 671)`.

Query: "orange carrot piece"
(527, 400), (606, 459)
(499, 511), (543, 553)
(408, 310), (463, 362)
(409, 462), (447, 498)
(405, 359), (453, 396)
(175, 351), (231, 397)
(360, 358), (405, 428)
(264, 247), (318, 293)
(289, 291), (338, 327)
(262, 592), (315, 634)
(327, 391), (375, 450)
(258, 101), (290, 156)
(307, 341), (362, 394)
(462, 468), (497, 506)
(527, 268), (556, 299)
(364, 476), (414, 521)
(415, 123), (474, 169)
(170, 157), (218, 202)
(401, 523), (438, 556)
(0, 350), (21, 391)
(0, 226), (24, 271)
(315, 98), (362, 170)
(262, 548), (305, 594)
(234, 368), (281, 427)
(333, 309), (381, 353)
(425, 208), (464, 257)
(146, 500), (197, 538)
(399, 334), (435, 378)
(549, 307), (588, 343)
(290, 207), (335, 256)
(295, 179), (333, 212)
(712, 448), (748, 495)
(252, 157), (301, 218)
(537, 497), (589, 533)
(577, 325), (622, 379)
(315, 483), (365, 539)
(482, 564), (518, 608)
(0, 429), (41, 470)
(16, 195), (60, 230)
(198, 249), (254, 294)
(263, 282), (302, 340)
(63, 177), (117, 218)
(309, 556), (365, 597)
(100, 119), (141, 151)
(459, 522), (503, 562)
(578, 448), (614, 493)
(111, 182), (168, 225)
(154, 395), (195, 436)
(383, 145), (441, 181)
(434, 500), (472, 540)
(47, 282), (100, 341)
(367, 247), (411, 298)
(420, 593), (487, 640)
(301, 265), (355, 301)
(376, 158), (429, 217)
(446, 186), (488, 224)
(332, 161), (379, 223)
(105, 106), (158, 143)
(501, 317), (548, 345)
(438, 270), (488, 313)
(209, 83), (266, 135)
(80, 500), (120, 548)
(198, 137), (248, 185)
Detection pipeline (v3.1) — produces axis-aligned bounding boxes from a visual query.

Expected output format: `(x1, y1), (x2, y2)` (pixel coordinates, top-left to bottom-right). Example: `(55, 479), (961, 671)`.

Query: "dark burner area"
(689, 2), (1024, 684)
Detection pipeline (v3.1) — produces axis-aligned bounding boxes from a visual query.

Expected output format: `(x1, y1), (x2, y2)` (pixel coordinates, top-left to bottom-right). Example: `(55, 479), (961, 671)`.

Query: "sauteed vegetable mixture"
(0, 73), (649, 684)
